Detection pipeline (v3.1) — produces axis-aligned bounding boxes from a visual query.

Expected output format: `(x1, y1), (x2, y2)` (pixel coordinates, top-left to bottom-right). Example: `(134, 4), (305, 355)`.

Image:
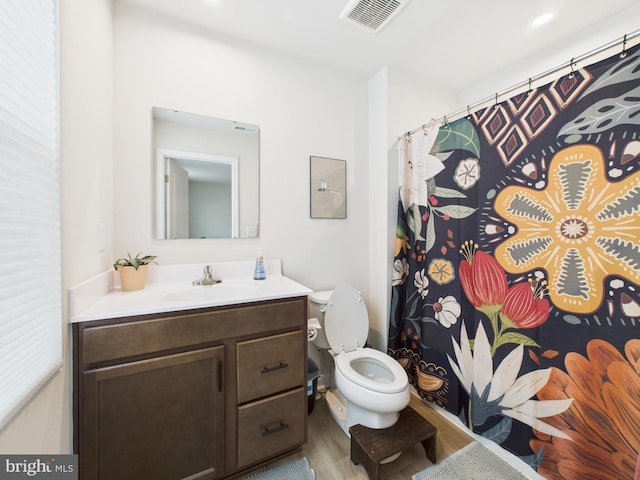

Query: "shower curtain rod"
(404, 28), (640, 137)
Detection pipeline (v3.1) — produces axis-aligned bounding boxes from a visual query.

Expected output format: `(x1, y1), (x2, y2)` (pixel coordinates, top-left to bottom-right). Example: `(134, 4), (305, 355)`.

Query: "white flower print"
(414, 268), (429, 298)
(399, 128), (445, 213)
(392, 258), (409, 286)
(447, 322), (573, 439)
(433, 296), (461, 328)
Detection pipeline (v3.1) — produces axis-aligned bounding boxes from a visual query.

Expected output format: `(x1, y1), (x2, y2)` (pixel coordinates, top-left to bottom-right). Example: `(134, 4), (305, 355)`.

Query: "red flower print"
(459, 241), (508, 313)
(501, 280), (550, 329)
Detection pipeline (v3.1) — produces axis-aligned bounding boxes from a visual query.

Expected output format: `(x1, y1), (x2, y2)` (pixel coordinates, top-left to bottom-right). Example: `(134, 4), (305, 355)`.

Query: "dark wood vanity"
(73, 296), (308, 480)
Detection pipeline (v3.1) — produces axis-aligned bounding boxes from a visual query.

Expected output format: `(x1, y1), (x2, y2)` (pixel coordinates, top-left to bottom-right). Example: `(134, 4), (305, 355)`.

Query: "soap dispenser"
(253, 248), (266, 280)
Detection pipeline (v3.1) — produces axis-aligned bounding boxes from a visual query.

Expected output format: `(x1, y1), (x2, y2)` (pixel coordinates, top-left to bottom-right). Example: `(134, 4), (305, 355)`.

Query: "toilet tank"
(308, 290), (333, 350)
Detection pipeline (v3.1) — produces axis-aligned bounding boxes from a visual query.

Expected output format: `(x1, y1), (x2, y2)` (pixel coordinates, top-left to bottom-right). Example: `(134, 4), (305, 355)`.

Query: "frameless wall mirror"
(153, 107), (260, 239)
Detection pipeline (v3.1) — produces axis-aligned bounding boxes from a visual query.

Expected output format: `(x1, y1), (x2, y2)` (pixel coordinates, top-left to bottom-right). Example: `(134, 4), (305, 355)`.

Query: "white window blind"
(0, 0), (62, 430)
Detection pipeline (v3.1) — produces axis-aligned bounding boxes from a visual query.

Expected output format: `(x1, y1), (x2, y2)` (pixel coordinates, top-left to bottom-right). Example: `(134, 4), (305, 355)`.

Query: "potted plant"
(113, 252), (158, 291)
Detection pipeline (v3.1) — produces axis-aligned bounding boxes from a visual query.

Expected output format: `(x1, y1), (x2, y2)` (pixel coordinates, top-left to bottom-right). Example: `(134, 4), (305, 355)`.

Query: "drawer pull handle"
(261, 362), (288, 374)
(261, 422), (289, 436)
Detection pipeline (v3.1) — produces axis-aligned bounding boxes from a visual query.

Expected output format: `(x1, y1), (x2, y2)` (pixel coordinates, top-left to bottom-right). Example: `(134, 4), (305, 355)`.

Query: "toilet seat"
(324, 284), (369, 353)
(325, 284), (407, 394)
(335, 348), (408, 394)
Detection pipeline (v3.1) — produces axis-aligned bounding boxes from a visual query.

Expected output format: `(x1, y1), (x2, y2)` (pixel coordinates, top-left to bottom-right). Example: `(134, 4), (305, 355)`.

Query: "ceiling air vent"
(339, 0), (410, 33)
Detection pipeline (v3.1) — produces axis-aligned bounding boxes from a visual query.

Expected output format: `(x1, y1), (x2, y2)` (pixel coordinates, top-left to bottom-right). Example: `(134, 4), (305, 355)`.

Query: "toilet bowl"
(311, 284), (410, 436)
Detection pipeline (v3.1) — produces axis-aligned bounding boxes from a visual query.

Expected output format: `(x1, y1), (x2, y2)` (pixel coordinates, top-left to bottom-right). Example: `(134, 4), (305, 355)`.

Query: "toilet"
(308, 284), (410, 436)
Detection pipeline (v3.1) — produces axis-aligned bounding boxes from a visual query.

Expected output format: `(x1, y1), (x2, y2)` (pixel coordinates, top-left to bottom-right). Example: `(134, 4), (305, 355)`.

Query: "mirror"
(153, 107), (260, 239)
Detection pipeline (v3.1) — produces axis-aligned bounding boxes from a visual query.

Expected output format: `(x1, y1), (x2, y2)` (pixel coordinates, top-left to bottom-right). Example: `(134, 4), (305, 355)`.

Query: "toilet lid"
(324, 284), (368, 353)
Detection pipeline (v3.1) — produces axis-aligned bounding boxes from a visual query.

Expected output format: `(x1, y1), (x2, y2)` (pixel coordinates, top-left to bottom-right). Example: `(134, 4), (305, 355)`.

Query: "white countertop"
(69, 260), (312, 323)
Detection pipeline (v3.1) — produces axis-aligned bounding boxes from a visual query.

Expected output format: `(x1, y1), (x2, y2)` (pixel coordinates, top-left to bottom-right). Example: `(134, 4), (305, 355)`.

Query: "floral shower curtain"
(388, 43), (640, 479)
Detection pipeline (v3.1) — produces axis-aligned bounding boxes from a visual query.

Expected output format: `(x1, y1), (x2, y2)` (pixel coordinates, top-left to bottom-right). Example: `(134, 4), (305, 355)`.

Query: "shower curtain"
(389, 43), (640, 479)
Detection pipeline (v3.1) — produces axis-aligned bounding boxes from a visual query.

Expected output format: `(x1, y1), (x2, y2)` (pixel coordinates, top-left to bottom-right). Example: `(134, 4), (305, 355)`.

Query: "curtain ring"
(494, 93), (499, 108)
(443, 115), (449, 128)
(569, 58), (575, 79)
(621, 34), (628, 58)
(527, 77), (532, 96)
(466, 105), (472, 119)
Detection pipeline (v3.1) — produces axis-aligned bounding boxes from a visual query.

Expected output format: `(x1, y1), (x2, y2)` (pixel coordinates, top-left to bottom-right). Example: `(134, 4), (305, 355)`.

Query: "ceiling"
(118, 0), (639, 92)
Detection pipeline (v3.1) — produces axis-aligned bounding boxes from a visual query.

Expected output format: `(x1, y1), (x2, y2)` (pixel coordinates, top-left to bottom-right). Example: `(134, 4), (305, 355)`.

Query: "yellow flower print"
(427, 258), (455, 285)
(494, 144), (640, 314)
(395, 235), (410, 257)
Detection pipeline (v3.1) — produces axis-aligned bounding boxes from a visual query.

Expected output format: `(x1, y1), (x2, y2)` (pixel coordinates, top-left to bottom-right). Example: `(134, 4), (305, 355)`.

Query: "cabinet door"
(80, 347), (224, 480)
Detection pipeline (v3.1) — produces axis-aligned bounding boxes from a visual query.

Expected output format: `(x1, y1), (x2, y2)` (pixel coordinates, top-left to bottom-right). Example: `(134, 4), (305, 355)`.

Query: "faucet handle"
(193, 265), (220, 285)
(203, 265), (213, 279)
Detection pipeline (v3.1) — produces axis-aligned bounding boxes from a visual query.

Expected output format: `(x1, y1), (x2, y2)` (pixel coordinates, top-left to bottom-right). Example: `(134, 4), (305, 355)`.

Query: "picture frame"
(310, 156), (346, 219)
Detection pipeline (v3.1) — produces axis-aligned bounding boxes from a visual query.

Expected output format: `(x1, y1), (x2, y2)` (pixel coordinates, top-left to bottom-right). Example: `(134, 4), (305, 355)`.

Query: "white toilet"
(308, 284), (410, 436)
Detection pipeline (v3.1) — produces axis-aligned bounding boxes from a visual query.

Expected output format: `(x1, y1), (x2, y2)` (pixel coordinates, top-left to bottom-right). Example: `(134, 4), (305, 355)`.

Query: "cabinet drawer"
(237, 331), (305, 403)
(237, 388), (306, 468)
(80, 298), (306, 366)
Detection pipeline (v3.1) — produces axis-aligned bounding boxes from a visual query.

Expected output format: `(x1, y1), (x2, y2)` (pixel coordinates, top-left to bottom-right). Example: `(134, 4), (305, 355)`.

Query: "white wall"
(459, 4), (640, 112)
(0, 0), (114, 452)
(112, 4), (370, 296)
(367, 68), (391, 350)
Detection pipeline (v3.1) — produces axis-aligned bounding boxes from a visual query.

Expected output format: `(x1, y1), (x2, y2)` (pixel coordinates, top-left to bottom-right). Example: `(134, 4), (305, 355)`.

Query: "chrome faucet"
(192, 265), (222, 286)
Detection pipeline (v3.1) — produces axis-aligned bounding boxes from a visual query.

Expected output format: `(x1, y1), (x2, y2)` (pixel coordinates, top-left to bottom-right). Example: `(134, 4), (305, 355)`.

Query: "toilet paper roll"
(307, 317), (322, 342)
(307, 327), (318, 342)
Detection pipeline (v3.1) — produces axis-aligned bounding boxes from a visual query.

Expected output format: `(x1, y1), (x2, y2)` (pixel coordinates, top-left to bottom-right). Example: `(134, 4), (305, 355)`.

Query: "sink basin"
(162, 282), (262, 303)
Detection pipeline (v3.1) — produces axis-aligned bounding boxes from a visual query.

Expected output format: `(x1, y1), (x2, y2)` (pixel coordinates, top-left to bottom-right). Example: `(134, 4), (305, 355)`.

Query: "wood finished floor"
(246, 391), (473, 479)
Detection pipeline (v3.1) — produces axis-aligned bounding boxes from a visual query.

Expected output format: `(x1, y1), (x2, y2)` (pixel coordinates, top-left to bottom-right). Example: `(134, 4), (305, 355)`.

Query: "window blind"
(0, 0), (62, 430)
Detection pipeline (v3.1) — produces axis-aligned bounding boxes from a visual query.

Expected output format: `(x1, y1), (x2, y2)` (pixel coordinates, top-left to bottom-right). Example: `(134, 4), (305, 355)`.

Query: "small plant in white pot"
(113, 252), (158, 291)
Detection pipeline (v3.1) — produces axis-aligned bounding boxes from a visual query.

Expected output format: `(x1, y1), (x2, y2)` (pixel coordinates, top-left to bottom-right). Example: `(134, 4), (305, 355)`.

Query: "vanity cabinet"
(73, 297), (307, 480)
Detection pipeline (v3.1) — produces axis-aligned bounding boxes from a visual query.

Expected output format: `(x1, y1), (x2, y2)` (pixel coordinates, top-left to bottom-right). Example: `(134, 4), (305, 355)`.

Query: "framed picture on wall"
(310, 156), (346, 219)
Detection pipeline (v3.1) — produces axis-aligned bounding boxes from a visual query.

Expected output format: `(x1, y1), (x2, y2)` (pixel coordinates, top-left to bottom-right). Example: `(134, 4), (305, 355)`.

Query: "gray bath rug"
(412, 442), (530, 480)
(240, 456), (315, 480)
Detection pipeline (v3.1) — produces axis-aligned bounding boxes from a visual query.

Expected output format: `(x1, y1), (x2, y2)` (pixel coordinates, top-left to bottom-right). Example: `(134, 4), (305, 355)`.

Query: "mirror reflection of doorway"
(157, 149), (239, 239)
(167, 159), (189, 238)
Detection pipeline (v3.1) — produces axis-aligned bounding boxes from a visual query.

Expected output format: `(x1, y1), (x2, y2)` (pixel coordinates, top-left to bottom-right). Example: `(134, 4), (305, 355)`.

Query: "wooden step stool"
(349, 406), (437, 480)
